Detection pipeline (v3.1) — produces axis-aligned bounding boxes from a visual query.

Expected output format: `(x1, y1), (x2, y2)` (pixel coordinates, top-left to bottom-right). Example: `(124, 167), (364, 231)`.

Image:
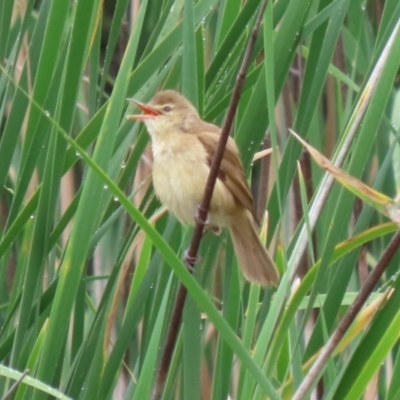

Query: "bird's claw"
(184, 250), (202, 269)
(195, 204), (210, 225)
(195, 205), (222, 237)
(203, 225), (221, 236)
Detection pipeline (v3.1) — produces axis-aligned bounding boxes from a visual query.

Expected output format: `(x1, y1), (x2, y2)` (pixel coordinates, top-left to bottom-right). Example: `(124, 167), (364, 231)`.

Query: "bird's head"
(127, 90), (200, 137)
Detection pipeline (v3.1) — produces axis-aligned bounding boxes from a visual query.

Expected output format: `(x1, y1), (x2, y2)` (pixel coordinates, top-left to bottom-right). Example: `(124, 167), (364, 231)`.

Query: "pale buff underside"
(151, 130), (236, 227)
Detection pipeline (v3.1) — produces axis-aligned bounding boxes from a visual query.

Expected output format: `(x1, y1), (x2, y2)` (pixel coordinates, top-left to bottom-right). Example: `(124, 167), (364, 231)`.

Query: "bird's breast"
(151, 134), (236, 226)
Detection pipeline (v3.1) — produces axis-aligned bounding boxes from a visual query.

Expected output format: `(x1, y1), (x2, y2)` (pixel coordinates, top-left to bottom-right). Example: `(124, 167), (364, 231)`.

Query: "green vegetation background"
(0, 0), (400, 399)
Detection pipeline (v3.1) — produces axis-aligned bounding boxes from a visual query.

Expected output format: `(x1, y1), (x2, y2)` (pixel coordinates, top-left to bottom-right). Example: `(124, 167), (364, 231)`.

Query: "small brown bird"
(127, 90), (279, 286)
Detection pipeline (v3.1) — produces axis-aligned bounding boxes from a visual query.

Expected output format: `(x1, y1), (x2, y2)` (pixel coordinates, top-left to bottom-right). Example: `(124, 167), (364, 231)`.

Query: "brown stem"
(3, 369), (30, 400)
(151, 1), (270, 398)
(151, 284), (187, 400)
(292, 229), (400, 400)
(254, 135), (271, 221)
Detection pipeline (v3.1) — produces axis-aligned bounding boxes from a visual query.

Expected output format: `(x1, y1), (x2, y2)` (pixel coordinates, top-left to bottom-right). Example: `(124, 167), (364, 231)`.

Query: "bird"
(127, 90), (279, 286)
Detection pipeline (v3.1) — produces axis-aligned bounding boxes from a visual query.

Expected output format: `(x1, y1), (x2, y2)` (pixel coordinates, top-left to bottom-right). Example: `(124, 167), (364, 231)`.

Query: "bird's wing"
(197, 130), (256, 218)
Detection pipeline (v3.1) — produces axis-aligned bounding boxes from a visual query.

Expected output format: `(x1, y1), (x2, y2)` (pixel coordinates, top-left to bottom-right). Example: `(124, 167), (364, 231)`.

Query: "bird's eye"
(163, 105), (172, 112)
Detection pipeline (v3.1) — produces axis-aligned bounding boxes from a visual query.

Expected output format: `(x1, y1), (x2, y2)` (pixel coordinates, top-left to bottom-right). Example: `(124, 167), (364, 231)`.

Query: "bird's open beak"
(126, 98), (160, 120)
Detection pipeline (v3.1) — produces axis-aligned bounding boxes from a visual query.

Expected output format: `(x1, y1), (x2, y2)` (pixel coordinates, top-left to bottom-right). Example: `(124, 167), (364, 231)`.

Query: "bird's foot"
(183, 250), (202, 270)
(195, 205), (221, 236)
(195, 204), (210, 225)
(203, 225), (222, 237)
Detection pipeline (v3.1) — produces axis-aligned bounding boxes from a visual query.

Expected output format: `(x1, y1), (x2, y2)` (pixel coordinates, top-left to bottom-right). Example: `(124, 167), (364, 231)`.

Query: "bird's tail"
(229, 211), (279, 286)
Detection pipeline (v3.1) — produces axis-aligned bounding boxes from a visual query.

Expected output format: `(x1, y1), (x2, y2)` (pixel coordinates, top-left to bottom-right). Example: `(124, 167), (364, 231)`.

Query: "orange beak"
(126, 98), (160, 121)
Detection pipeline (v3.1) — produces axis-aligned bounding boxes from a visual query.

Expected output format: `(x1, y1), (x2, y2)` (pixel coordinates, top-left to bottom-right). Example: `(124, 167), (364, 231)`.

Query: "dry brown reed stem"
(151, 1), (271, 398)
(292, 229), (400, 400)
